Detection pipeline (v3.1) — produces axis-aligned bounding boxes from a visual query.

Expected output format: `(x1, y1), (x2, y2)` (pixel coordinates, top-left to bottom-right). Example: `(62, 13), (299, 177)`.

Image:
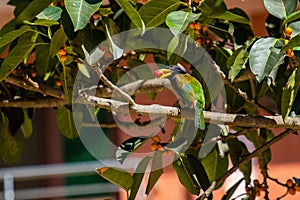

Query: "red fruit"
(56, 80), (62, 87)
(31, 71), (38, 78)
(152, 135), (161, 143)
(189, 23), (195, 30)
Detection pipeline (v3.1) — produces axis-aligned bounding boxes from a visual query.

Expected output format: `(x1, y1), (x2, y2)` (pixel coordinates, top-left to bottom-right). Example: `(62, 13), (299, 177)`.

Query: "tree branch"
(4, 75), (65, 99)
(77, 95), (300, 130)
(0, 97), (68, 108)
(214, 129), (295, 188)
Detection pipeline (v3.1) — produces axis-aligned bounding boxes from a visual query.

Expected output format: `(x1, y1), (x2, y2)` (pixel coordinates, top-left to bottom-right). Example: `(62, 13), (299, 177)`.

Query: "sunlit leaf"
(105, 24), (124, 60)
(23, 19), (59, 27)
(82, 44), (105, 65)
(287, 22), (300, 38)
(173, 155), (201, 195)
(37, 6), (63, 21)
(16, 0), (54, 24)
(281, 68), (300, 121)
(263, 0), (298, 19)
(138, 0), (182, 27)
(129, 156), (152, 200)
(282, 10), (300, 26)
(146, 151), (163, 194)
(166, 11), (201, 36)
(116, 137), (148, 164)
(56, 106), (80, 139)
(78, 63), (90, 78)
(65, 0), (102, 31)
(96, 167), (133, 191)
(249, 37), (285, 83)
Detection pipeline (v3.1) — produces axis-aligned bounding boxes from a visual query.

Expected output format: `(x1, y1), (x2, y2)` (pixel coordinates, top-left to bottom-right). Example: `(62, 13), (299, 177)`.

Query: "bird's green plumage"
(154, 65), (205, 130)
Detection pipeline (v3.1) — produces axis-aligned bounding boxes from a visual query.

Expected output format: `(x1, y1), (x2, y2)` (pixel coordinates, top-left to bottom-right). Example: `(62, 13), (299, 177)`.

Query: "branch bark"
(5, 75), (65, 99)
(77, 96), (300, 130)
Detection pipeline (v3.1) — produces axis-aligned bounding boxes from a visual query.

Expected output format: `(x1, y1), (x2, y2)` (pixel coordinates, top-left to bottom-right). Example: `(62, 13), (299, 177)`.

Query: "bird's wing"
(173, 74), (197, 108)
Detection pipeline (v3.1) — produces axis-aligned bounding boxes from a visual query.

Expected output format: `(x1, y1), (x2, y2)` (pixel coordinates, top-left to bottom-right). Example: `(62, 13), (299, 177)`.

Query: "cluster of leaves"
(0, 0), (300, 199)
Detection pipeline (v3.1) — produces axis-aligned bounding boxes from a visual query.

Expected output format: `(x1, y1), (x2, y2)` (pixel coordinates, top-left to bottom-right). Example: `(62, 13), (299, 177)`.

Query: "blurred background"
(0, 0), (300, 199)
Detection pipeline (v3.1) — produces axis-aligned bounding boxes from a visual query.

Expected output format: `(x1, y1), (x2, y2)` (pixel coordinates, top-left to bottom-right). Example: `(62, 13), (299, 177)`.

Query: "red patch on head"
(154, 70), (163, 78)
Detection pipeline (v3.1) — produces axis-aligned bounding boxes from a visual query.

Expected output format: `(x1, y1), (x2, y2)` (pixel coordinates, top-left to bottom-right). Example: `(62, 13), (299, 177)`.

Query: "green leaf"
(249, 37), (285, 83)
(288, 22), (300, 38)
(281, 68), (300, 121)
(228, 38), (256, 80)
(221, 178), (244, 200)
(167, 35), (188, 64)
(201, 147), (228, 184)
(0, 113), (24, 165)
(227, 138), (251, 184)
(35, 44), (52, 77)
(23, 19), (59, 27)
(105, 24), (124, 60)
(263, 0), (298, 19)
(282, 34), (300, 51)
(245, 129), (273, 169)
(16, 0), (55, 24)
(282, 10), (300, 26)
(82, 44), (105, 65)
(21, 109), (33, 138)
(129, 156), (152, 200)
(0, 25), (32, 49)
(0, 42), (36, 82)
(56, 106), (80, 139)
(96, 167), (133, 191)
(78, 62), (90, 78)
(36, 6), (63, 21)
(200, 0), (227, 16)
(212, 11), (250, 25)
(50, 28), (68, 57)
(115, 0), (145, 34)
(214, 45), (231, 72)
(138, 0), (182, 27)
(116, 137), (148, 164)
(146, 151), (163, 194)
(166, 11), (201, 36)
(173, 155), (201, 195)
(65, 0), (102, 31)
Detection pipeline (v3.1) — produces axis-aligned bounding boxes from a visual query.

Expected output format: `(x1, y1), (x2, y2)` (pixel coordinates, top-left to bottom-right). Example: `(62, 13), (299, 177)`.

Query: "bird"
(154, 65), (205, 130)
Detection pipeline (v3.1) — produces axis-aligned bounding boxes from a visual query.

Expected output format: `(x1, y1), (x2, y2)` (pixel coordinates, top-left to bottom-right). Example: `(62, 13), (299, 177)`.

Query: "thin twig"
(214, 129), (295, 189)
(211, 62), (275, 115)
(90, 64), (136, 105)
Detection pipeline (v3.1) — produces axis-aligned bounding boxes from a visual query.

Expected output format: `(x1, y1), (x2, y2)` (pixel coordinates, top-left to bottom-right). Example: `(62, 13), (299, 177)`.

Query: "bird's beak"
(154, 69), (172, 78)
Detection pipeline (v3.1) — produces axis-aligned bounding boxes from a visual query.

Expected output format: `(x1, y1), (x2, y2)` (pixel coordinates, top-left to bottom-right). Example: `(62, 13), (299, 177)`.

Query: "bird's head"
(154, 65), (187, 79)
